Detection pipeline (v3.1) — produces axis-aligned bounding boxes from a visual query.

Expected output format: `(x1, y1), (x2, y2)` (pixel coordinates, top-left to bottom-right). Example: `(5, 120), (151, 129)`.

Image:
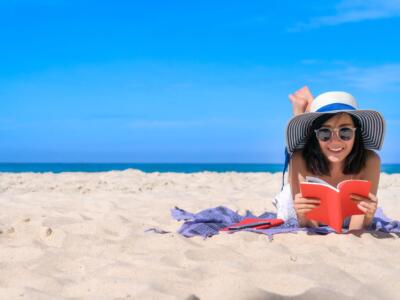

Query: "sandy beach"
(0, 170), (399, 300)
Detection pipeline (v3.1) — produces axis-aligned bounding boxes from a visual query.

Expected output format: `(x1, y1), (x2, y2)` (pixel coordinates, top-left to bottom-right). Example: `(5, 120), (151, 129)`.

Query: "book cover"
(300, 178), (371, 233)
(220, 218), (284, 231)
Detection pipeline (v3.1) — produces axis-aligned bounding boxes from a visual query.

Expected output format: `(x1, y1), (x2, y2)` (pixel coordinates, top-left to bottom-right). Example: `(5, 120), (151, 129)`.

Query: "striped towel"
(166, 206), (400, 240)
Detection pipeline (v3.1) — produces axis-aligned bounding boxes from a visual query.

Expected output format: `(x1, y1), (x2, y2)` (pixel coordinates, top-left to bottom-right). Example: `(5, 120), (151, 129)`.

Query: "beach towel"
(170, 206), (330, 240)
(146, 206), (400, 240)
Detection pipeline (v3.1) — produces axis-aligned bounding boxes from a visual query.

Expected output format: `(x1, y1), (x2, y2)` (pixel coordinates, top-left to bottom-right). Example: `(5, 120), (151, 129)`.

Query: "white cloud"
(300, 59), (321, 65)
(127, 119), (206, 129)
(290, 0), (400, 31)
(320, 64), (400, 91)
(126, 117), (275, 129)
(126, 118), (240, 129)
(386, 119), (400, 126)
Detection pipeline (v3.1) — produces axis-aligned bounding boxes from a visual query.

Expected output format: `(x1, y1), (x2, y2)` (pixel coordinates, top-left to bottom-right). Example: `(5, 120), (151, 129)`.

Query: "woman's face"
(317, 113), (355, 164)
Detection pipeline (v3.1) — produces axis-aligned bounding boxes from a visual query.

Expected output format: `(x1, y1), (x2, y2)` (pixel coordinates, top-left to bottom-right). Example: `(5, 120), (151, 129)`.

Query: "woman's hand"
(294, 192), (320, 226)
(351, 193), (378, 225)
(288, 86), (314, 116)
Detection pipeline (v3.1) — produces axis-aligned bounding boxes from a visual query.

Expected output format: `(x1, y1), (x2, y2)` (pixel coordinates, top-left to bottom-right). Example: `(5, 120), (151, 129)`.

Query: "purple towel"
(168, 206), (400, 239)
(372, 207), (400, 233)
(171, 206), (308, 240)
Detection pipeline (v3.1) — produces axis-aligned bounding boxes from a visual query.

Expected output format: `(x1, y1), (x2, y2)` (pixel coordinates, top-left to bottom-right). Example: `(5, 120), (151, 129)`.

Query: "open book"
(300, 176), (371, 233)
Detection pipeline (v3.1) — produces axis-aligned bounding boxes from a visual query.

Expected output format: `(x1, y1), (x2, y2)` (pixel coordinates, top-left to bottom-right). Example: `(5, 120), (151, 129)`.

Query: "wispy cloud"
(319, 64), (400, 91)
(125, 117), (276, 129)
(126, 118), (239, 129)
(386, 119), (400, 126)
(290, 0), (400, 31)
(300, 59), (321, 65)
(127, 119), (207, 129)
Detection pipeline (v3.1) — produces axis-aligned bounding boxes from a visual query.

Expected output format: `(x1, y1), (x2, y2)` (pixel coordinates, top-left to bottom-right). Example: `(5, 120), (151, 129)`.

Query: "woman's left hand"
(351, 192), (378, 219)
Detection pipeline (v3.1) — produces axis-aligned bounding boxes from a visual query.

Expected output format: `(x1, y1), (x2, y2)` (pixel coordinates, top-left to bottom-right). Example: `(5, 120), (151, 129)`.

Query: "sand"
(0, 170), (399, 300)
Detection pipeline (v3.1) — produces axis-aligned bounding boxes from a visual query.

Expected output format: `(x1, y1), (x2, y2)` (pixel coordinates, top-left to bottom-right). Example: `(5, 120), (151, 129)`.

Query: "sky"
(1, 0), (400, 163)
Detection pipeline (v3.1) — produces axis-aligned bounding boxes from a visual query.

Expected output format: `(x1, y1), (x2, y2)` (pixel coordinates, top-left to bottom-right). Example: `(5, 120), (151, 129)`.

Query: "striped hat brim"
(285, 110), (386, 155)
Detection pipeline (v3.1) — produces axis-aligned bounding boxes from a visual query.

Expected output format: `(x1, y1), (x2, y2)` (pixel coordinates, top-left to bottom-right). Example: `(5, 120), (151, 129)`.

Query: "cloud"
(125, 117), (275, 129)
(290, 0), (400, 31)
(300, 59), (323, 65)
(386, 119), (400, 126)
(127, 119), (207, 129)
(126, 118), (240, 129)
(320, 64), (400, 91)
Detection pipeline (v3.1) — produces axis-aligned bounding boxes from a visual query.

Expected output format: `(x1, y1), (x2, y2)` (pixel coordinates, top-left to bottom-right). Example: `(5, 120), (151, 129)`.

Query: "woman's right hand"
(294, 192), (320, 226)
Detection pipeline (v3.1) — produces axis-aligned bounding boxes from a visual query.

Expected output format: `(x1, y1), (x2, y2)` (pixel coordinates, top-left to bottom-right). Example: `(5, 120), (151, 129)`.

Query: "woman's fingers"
(357, 203), (376, 217)
(351, 193), (377, 202)
(294, 197), (320, 204)
(351, 193), (378, 218)
(357, 201), (375, 210)
(356, 204), (368, 214)
(357, 200), (376, 213)
(351, 193), (377, 217)
(295, 203), (319, 210)
(294, 195), (320, 214)
(294, 193), (320, 215)
(367, 192), (378, 202)
(351, 193), (378, 217)
(296, 207), (317, 214)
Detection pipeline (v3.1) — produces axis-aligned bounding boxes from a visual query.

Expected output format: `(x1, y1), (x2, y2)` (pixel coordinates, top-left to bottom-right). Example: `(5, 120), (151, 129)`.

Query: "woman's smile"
(327, 147), (344, 153)
(319, 113), (355, 163)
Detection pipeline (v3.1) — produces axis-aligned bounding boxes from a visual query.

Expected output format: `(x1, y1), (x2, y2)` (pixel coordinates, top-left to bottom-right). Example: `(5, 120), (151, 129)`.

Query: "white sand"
(0, 170), (399, 300)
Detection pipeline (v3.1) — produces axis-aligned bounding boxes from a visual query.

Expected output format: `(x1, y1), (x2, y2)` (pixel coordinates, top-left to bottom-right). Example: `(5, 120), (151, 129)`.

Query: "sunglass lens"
(316, 128), (332, 141)
(339, 128), (354, 141)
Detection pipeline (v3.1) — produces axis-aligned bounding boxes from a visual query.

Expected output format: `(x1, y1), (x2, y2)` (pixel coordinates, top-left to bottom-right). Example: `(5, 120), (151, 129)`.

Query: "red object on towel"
(220, 218), (284, 231)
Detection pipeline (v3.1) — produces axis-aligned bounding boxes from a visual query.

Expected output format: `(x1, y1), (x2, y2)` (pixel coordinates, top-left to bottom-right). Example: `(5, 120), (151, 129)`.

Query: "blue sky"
(1, 0), (400, 163)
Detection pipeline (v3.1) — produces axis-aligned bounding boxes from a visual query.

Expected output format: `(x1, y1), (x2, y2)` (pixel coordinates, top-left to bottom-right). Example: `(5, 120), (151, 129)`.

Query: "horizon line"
(1, 162), (400, 165)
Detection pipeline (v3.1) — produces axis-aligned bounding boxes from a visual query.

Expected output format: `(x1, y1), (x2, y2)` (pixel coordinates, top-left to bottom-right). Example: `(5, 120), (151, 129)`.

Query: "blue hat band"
(316, 103), (356, 112)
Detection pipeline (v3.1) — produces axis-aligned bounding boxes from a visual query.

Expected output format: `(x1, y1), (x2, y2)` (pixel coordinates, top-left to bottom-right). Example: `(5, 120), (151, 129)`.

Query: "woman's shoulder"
(357, 150), (381, 179)
(291, 150), (308, 172)
(365, 149), (381, 167)
(291, 150), (304, 163)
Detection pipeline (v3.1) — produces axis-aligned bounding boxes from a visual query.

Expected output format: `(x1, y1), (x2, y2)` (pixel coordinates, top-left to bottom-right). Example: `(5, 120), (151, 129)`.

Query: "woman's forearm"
(297, 214), (316, 227)
(349, 215), (372, 230)
(363, 215), (373, 229)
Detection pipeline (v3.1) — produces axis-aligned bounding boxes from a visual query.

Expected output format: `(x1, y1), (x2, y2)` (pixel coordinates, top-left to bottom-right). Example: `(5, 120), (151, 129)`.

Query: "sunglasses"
(314, 127), (357, 142)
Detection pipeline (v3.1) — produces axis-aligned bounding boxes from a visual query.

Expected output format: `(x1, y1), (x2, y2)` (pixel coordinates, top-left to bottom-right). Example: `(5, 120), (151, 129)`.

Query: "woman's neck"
(329, 162), (344, 176)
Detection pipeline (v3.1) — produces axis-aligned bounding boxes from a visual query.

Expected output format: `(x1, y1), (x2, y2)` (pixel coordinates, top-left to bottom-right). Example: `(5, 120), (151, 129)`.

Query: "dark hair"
(302, 113), (367, 176)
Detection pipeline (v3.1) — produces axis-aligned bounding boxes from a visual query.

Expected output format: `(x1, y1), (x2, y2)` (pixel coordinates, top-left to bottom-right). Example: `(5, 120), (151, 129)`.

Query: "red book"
(220, 218), (284, 231)
(300, 178), (371, 233)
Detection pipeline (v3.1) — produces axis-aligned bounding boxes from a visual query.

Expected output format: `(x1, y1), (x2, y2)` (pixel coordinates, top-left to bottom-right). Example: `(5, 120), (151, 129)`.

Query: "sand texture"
(0, 170), (399, 300)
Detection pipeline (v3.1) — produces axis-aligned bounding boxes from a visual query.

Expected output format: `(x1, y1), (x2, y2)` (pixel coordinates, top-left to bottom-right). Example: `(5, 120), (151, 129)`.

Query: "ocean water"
(0, 163), (283, 173)
(0, 163), (399, 174)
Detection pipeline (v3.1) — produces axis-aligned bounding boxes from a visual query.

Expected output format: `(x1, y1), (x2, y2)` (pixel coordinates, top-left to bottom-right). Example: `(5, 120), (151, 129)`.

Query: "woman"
(277, 89), (385, 230)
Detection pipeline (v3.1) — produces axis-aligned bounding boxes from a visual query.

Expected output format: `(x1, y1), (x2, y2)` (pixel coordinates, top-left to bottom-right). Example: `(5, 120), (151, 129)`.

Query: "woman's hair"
(302, 113), (367, 176)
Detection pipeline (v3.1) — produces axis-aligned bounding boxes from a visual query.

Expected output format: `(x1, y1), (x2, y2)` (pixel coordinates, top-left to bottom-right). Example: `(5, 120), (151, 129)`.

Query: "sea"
(0, 163), (399, 174)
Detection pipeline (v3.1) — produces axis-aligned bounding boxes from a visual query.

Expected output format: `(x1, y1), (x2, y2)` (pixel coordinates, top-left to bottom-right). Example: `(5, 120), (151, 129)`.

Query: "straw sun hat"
(285, 91), (386, 155)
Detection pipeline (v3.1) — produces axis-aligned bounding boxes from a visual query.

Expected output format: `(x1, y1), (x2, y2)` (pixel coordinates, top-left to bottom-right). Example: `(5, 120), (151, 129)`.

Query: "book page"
(305, 176), (331, 185)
